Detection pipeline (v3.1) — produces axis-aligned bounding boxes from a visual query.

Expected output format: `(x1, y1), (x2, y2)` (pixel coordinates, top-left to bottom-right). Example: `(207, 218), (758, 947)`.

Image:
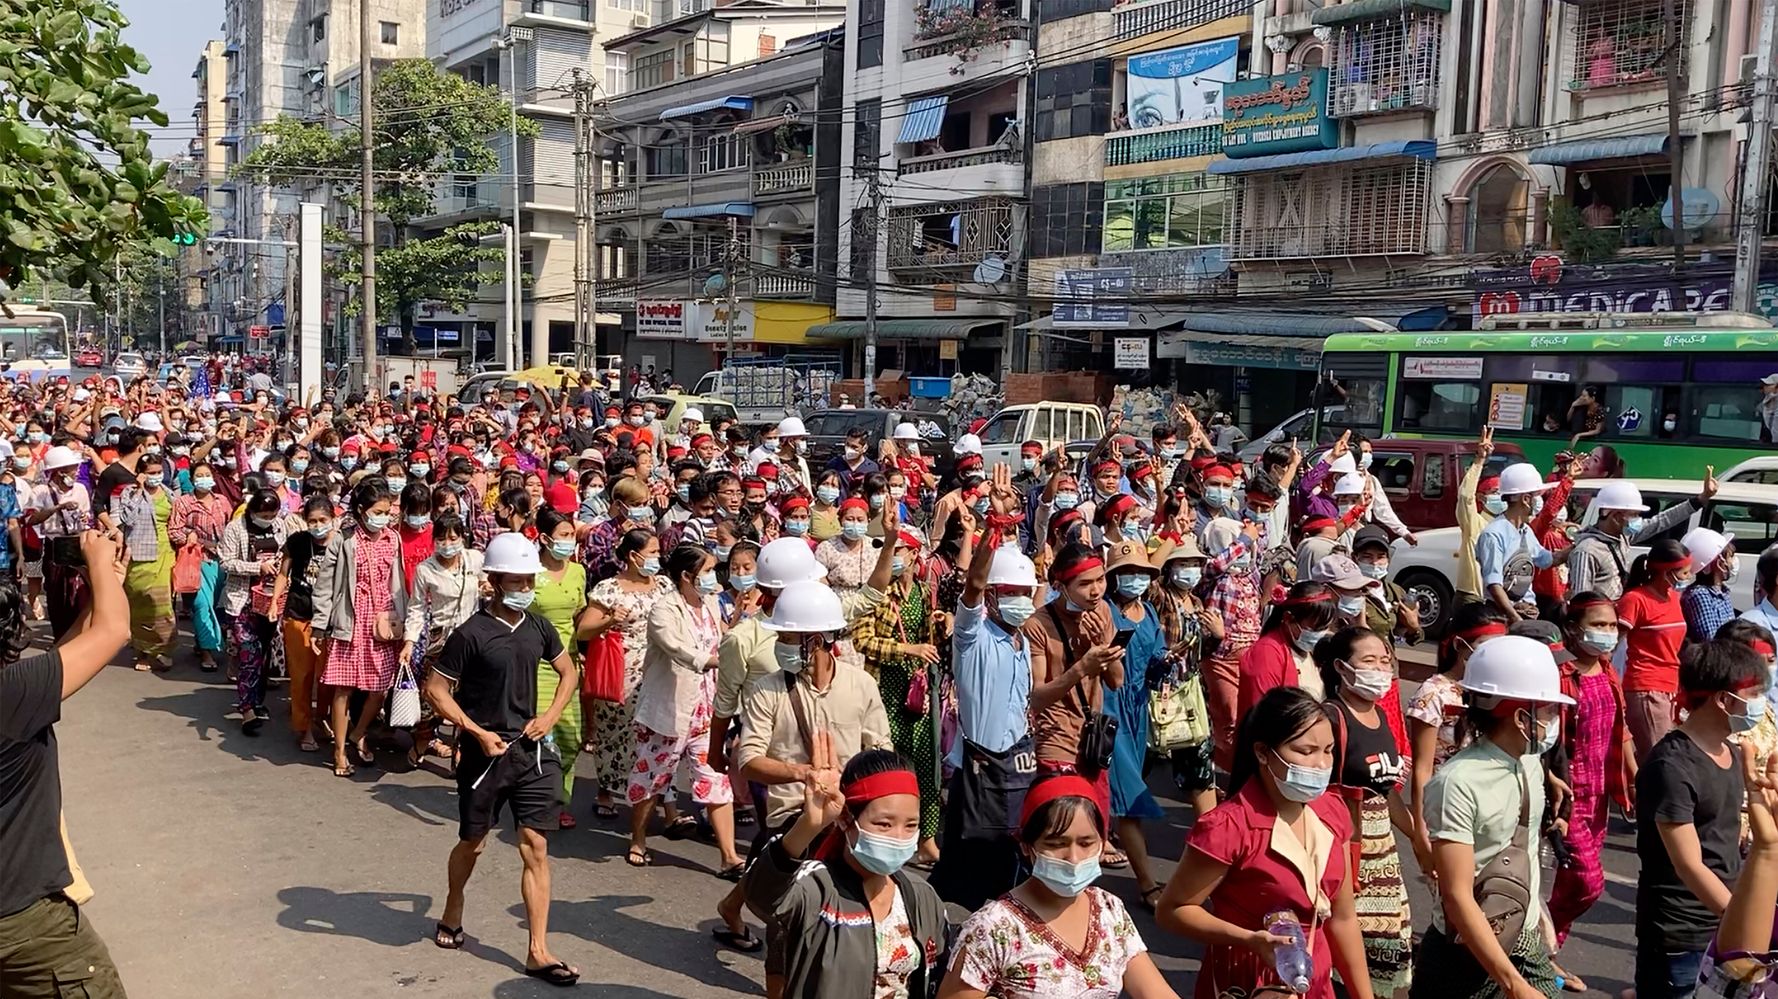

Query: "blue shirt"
(1475, 514), (1551, 596)
(1741, 599), (1778, 711)
(950, 595), (1031, 763)
(0, 480), (20, 569)
(1681, 581), (1737, 645)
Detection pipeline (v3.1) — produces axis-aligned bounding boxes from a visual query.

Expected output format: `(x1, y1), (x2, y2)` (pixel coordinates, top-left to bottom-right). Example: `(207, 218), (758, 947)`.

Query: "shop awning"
(661, 202), (755, 220)
(1016, 308), (1190, 333)
(216, 335), (244, 345)
(806, 318), (1000, 341)
(1174, 305), (1450, 335)
(735, 114), (789, 135)
(896, 96), (950, 144)
(1209, 139), (1436, 175)
(1161, 328), (1327, 352)
(1310, 0), (1450, 25)
(1526, 131), (1672, 165)
(659, 95), (752, 121)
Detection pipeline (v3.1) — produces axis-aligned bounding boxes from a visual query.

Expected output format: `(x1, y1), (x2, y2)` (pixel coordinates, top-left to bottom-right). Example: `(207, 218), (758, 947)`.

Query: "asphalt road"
(54, 634), (1645, 999)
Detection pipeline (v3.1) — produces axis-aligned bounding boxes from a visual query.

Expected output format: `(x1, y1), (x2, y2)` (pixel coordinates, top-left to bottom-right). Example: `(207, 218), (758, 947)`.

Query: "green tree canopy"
(241, 58), (536, 328)
(0, 0), (206, 305)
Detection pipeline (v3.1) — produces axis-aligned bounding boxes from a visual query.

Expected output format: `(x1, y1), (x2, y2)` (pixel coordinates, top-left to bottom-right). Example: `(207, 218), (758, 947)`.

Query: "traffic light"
(173, 232), (200, 246)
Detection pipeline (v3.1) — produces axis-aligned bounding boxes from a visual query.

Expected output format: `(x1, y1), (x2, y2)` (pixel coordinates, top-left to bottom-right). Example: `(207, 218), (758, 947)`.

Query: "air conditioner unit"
(630, 13), (649, 27)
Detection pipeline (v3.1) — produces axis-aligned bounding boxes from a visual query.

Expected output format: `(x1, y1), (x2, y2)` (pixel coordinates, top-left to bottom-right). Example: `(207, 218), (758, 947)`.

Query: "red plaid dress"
(319, 529), (402, 692)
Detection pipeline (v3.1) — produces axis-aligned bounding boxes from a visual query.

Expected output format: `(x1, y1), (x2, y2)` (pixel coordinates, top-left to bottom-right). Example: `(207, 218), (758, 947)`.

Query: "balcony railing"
(754, 161), (814, 196)
(886, 197), (1017, 271)
(755, 271), (816, 299)
(597, 187), (638, 213)
(599, 277), (638, 305)
(529, 0), (590, 18)
(1111, 0), (1248, 39)
(905, 20), (1030, 62)
(430, 193), (499, 217)
(899, 143), (1021, 175)
(1104, 124), (1222, 167)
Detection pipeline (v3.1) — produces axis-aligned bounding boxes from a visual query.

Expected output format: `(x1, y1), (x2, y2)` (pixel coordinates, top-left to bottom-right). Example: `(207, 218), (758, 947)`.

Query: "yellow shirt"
(1454, 459), (1492, 600)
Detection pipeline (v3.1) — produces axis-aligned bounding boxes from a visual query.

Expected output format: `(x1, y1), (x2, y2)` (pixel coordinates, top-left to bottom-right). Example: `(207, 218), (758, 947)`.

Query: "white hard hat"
(777, 416), (807, 437)
(1328, 453), (1357, 475)
(1496, 462), (1553, 496)
(135, 412), (164, 433)
(683, 407), (704, 424)
(1459, 635), (1575, 705)
(42, 445), (82, 471)
(71, 387), (90, 403)
(955, 433), (982, 455)
(1333, 472), (1367, 496)
(986, 546), (1038, 587)
(892, 422), (920, 441)
(482, 532), (544, 575)
(1593, 479), (1648, 512)
(756, 536), (828, 588)
(1683, 526), (1735, 572)
(759, 580), (847, 632)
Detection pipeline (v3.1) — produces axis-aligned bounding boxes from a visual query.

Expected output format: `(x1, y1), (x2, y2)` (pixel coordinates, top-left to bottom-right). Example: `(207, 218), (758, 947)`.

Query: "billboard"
(636, 300), (689, 339)
(1052, 268), (1134, 329)
(1221, 69), (1339, 157)
(1125, 37), (1241, 131)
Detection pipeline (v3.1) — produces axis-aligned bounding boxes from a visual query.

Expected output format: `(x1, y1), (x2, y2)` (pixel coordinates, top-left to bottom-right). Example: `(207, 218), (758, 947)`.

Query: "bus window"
(1398, 380), (1481, 433)
(1704, 503), (1778, 549)
(1688, 357), (1778, 442)
(1319, 354), (1386, 432)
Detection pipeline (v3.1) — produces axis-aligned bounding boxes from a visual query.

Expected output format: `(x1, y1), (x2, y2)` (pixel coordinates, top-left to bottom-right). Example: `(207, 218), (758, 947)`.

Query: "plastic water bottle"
(1264, 911), (1313, 995)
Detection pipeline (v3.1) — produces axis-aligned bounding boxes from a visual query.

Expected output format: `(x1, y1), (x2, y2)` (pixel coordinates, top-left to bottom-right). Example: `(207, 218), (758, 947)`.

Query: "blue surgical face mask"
(713, 544), (733, 561)
(1726, 692), (1769, 734)
(730, 573), (757, 592)
(364, 512), (391, 532)
(850, 828), (918, 876)
(627, 505), (655, 523)
(972, 497), (990, 515)
(340, 457), (358, 471)
(405, 514), (430, 529)
(1337, 595), (1366, 617)
(502, 587), (536, 611)
(638, 556), (661, 576)
(1579, 628), (1618, 655)
(869, 494), (886, 512)
(264, 471), (286, 488)
(1115, 573), (1150, 598)
(1271, 750), (1331, 803)
(1292, 625), (1328, 653)
(437, 541), (463, 559)
(773, 640), (807, 674)
(1483, 495), (1507, 516)
(290, 459), (309, 474)
(784, 519), (810, 536)
(1021, 457), (1036, 473)
(193, 476), (215, 492)
(1171, 566), (1202, 588)
(891, 557), (906, 576)
(553, 460), (570, 474)
(1203, 485), (1233, 508)
(817, 485), (841, 505)
(550, 538), (577, 559)
(1122, 521), (1147, 542)
(697, 570), (720, 594)
(1625, 516), (1647, 536)
(1053, 491), (1079, 511)
(842, 522), (868, 541)
(1031, 852), (1101, 897)
(995, 594), (1036, 627)
(309, 521), (332, 538)
(386, 476), (407, 494)
(1521, 709), (1563, 753)
(410, 464), (430, 478)
(676, 483), (692, 504)
(1358, 561), (1387, 580)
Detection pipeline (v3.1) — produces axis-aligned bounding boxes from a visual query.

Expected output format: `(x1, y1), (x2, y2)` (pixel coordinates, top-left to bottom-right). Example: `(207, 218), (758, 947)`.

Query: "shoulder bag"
(387, 653), (423, 728)
(1452, 767), (1534, 953)
(1046, 604), (1118, 777)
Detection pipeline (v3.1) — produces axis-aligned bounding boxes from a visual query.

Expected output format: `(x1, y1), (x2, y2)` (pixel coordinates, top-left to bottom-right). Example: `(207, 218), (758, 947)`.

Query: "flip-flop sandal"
(734, 807), (756, 826)
(558, 810), (577, 830)
(133, 660), (152, 672)
(151, 659), (173, 673)
(333, 760), (355, 778)
(663, 816), (698, 841)
(524, 962), (579, 987)
(299, 736), (320, 753)
(625, 847), (652, 867)
(593, 802), (619, 819)
(1139, 885), (1164, 913)
(716, 862), (746, 882)
(1102, 851), (1130, 869)
(433, 923), (465, 950)
(712, 927), (763, 953)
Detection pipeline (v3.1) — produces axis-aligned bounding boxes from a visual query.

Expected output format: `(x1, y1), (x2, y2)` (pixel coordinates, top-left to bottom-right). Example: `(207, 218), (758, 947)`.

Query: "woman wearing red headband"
(816, 496), (874, 594)
(1236, 581), (1339, 721)
(940, 774), (1178, 999)
(1404, 602), (1505, 881)
(742, 742), (947, 999)
(1157, 687), (1369, 999)
(1620, 538), (1695, 762)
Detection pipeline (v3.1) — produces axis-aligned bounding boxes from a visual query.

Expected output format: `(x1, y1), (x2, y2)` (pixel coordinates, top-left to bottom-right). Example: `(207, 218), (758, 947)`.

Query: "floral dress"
(588, 574), (672, 795)
(874, 887), (919, 999)
(319, 529), (401, 692)
(949, 888), (1146, 999)
(814, 536), (872, 592)
(1405, 672), (1467, 765)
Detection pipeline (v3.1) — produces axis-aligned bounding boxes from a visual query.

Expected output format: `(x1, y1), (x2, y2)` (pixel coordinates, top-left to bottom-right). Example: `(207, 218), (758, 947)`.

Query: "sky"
(116, 0), (226, 155)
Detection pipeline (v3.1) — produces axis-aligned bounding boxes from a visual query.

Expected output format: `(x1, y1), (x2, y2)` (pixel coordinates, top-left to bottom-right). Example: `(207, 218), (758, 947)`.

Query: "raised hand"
(989, 461), (1018, 514)
(1702, 464), (1719, 502)
(800, 729), (845, 831)
(1330, 429), (1351, 460)
(1477, 425), (1495, 460)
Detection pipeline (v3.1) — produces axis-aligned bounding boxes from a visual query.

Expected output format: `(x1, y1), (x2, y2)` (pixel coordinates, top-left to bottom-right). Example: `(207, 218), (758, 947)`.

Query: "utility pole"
(157, 271), (166, 358)
(1735, 0), (1778, 312)
(1665, 0), (1685, 268)
(496, 26), (534, 368)
(572, 69), (597, 372)
(862, 169), (885, 405)
(282, 221), (297, 388)
(359, 0), (378, 390)
(724, 215), (740, 360)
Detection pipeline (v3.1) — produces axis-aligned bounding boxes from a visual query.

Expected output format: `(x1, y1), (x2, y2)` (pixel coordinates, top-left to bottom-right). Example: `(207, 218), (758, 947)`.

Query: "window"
(701, 132), (745, 173)
(1102, 173), (1228, 253)
(853, 99), (881, 172)
(1034, 59), (1112, 141)
(332, 78), (359, 116)
(857, 0), (884, 69)
(1689, 357), (1778, 443)
(645, 140), (687, 178)
(632, 49), (675, 89)
(1705, 503), (1778, 550)
(978, 410), (1023, 445)
(604, 51), (629, 95)
(1030, 183), (1104, 258)
(379, 21), (399, 45)
(1467, 163), (1528, 253)
(1326, 8), (1442, 117)
(609, 0), (647, 9)
(597, 241), (631, 280)
(849, 206), (876, 279)
(1571, 0), (1692, 92)
(310, 15), (326, 41)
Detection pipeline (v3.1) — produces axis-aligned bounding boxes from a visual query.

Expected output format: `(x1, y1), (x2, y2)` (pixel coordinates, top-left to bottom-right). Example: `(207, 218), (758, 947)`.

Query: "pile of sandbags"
(940, 373), (1002, 422)
(1109, 384), (1180, 438)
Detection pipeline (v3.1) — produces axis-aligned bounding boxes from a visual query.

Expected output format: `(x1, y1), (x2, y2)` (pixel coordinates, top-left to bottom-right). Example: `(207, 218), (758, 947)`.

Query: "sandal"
(133, 660), (152, 672)
(1552, 962), (1587, 993)
(1139, 885), (1164, 913)
(715, 862), (746, 882)
(734, 806), (756, 827)
(299, 734), (320, 753)
(1101, 850), (1129, 869)
(712, 926), (763, 953)
(592, 801), (619, 820)
(625, 846), (652, 867)
(333, 758), (355, 778)
(558, 810), (577, 830)
(433, 923), (465, 950)
(524, 962), (580, 988)
(663, 815), (698, 841)
(350, 740), (377, 768)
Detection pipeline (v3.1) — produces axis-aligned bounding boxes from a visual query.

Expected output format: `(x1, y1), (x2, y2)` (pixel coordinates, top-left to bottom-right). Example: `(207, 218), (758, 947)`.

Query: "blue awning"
(896, 96), (950, 144)
(218, 134), (242, 146)
(1526, 131), (1671, 165)
(662, 202), (755, 220)
(1174, 305), (1451, 336)
(223, 41), (239, 56)
(216, 335), (244, 345)
(659, 95), (752, 121)
(1208, 139), (1437, 175)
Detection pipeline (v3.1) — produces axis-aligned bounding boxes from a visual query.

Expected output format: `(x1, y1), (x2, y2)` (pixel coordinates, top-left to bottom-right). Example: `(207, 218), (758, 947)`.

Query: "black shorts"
(456, 740), (563, 841)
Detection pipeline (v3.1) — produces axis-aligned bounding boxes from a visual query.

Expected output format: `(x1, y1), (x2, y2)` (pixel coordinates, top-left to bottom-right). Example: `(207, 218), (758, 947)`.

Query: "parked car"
(976, 403), (1106, 473)
(802, 409), (955, 484)
(1721, 455), (1778, 486)
(75, 347), (103, 368)
(1301, 439), (1525, 533)
(637, 393), (738, 434)
(1237, 406), (1346, 463)
(113, 352), (146, 380)
(1388, 477), (1778, 636)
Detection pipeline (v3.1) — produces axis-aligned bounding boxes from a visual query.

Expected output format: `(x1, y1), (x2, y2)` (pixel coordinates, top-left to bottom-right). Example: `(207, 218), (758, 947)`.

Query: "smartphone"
(1111, 629), (1135, 649)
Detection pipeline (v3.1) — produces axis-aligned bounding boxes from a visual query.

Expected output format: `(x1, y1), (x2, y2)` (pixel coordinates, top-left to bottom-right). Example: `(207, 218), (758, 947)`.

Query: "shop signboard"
(636, 300), (689, 339)
(1162, 336), (1321, 371)
(1125, 37), (1240, 131)
(693, 300), (756, 343)
(1052, 267), (1133, 328)
(1220, 69), (1338, 158)
(1471, 260), (1778, 321)
(1113, 337), (1149, 370)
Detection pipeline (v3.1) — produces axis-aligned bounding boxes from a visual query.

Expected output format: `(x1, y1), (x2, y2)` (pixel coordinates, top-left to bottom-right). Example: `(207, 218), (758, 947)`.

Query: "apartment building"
(833, 0), (1032, 381)
(594, 28), (847, 375)
(187, 40), (230, 336)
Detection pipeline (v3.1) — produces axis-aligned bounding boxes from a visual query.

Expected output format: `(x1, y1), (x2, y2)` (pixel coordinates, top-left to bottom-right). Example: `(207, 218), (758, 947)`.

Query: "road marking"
(1603, 870), (1637, 887)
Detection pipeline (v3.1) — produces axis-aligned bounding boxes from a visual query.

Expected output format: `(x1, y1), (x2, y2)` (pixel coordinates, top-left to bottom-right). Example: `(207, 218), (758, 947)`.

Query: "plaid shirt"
(1205, 538), (1263, 649)
(112, 485), (162, 563)
(1681, 580), (1737, 644)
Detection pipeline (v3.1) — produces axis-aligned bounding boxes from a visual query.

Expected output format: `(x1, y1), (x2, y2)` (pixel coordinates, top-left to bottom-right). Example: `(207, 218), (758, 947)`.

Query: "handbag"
(1148, 669), (1211, 751)
(1451, 769), (1534, 953)
(905, 666), (930, 716)
(388, 656), (423, 728)
(1046, 605), (1118, 777)
(582, 629), (626, 703)
(172, 543), (205, 595)
(373, 610), (402, 643)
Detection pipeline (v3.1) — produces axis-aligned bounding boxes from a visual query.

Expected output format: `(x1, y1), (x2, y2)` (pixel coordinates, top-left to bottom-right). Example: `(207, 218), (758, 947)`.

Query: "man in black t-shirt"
(0, 530), (131, 997)
(423, 532), (581, 987)
(1634, 639), (1770, 999)
(90, 428), (143, 526)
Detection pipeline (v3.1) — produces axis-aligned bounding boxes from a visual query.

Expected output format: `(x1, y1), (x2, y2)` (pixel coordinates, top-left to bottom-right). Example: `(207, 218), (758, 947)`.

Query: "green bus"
(1314, 312), (1778, 477)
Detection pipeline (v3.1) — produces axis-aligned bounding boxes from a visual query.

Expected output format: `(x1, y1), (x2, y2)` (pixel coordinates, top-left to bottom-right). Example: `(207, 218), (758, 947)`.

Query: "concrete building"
(410, 0), (645, 368)
(593, 28), (847, 375)
(186, 40), (230, 337)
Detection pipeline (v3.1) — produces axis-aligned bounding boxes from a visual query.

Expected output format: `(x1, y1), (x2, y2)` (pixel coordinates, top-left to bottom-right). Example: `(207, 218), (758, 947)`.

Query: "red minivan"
(1309, 439), (1525, 532)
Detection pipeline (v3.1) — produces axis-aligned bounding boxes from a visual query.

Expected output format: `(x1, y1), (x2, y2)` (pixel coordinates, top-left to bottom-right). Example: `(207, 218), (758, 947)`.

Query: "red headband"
(896, 529), (923, 551)
(843, 770), (920, 805)
(1018, 775), (1102, 831)
(1203, 464), (1234, 481)
(1648, 555), (1690, 570)
(1478, 476), (1501, 492)
(1101, 494), (1136, 519)
(1753, 641), (1777, 659)
(742, 476), (767, 490)
(1092, 460), (1120, 476)
(839, 496), (869, 514)
(1269, 585), (1336, 607)
(1053, 556), (1104, 582)
(1128, 463), (1153, 480)
(1456, 621), (1509, 641)
(1302, 515), (1337, 533)
(1021, 442), (1043, 454)
(780, 495), (810, 513)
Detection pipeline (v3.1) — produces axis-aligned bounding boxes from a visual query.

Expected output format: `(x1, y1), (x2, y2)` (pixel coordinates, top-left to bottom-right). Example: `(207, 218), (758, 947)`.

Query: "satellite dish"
(1662, 188), (1721, 230)
(703, 273), (728, 297)
(973, 256), (1006, 283)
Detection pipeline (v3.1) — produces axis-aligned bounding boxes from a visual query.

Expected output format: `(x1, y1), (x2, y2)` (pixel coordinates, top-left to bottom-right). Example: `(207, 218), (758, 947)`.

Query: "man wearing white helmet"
(1474, 462), (1558, 624)
(423, 532), (582, 986)
(1679, 526), (1738, 644)
(24, 446), (92, 638)
(1567, 472), (1718, 602)
(771, 415), (810, 496)
(1415, 635), (1574, 998)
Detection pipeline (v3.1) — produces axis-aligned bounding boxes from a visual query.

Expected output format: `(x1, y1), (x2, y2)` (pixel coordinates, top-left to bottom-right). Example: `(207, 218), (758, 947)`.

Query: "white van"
(975, 403), (1106, 471)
